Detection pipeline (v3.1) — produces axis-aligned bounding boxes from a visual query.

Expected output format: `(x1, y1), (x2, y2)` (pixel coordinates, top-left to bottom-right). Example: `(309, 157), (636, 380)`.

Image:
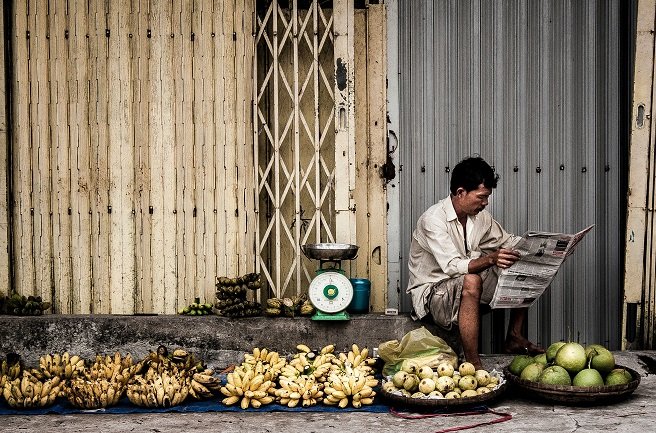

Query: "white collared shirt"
(406, 195), (519, 319)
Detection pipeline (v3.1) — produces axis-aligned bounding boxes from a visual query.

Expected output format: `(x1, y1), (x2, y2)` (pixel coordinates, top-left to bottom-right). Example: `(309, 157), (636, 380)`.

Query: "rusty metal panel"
(396, 0), (632, 350)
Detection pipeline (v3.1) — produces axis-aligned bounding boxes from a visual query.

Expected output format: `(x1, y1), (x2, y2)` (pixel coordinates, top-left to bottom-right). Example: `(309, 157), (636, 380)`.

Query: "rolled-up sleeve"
(478, 218), (519, 252)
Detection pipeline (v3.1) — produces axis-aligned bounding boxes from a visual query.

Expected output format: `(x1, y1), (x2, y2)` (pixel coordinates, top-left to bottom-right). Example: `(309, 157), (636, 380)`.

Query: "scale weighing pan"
(301, 243), (359, 261)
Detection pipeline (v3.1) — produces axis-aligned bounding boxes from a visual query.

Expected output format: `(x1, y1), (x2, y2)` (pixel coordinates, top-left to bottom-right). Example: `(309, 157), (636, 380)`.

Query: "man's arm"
(467, 248), (520, 274)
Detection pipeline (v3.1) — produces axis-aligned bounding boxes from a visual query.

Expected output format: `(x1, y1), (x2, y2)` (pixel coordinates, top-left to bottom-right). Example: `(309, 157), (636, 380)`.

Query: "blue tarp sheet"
(0, 397), (391, 415)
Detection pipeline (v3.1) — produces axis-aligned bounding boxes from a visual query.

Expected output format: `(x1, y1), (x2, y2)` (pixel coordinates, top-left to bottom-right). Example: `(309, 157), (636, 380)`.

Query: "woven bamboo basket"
(379, 375), (508, 409)
(503, 364), (640, 405)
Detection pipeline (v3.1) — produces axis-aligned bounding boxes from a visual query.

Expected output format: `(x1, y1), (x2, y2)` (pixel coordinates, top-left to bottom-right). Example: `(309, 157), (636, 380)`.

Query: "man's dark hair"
(450, 156), (499, 195)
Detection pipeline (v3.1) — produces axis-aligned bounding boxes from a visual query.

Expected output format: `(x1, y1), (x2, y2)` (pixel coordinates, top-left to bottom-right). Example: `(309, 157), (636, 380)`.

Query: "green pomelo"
(546, 341), (567, 363)
(533, 353), (548, 366)
(539, 365), (572, 386)
(554, 342), (587, 374)
(508, 355), (534, 376)
(572, 368), (604, 387)
(588, 347), (615, 373)
(519, 362), (545, 382)
(605, 368), (633, 386)
(584, 343), (608, 358)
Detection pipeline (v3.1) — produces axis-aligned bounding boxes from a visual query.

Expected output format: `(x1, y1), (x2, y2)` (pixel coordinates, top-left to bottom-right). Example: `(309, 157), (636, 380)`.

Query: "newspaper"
(489, 225), (594, 309)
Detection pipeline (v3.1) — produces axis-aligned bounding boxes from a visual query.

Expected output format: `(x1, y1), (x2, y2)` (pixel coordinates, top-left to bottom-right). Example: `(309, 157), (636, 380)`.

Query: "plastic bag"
(378, 326), (458, 377)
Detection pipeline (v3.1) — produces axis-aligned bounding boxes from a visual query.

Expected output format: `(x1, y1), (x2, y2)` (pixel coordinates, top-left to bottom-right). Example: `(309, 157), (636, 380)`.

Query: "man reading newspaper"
(406, 156), (544, 369)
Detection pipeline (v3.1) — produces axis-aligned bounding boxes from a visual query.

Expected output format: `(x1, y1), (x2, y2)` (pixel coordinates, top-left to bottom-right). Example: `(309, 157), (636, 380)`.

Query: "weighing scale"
(301, 243), (359, 321)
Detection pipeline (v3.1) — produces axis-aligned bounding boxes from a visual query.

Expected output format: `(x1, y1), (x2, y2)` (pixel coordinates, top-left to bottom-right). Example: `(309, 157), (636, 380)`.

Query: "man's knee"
(462, 274), (483, 300)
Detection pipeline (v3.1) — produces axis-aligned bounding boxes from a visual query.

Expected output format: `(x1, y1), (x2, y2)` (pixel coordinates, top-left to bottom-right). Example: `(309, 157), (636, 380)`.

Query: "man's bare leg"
(458, 274), (483, 369)
(504, 308), (544, 354)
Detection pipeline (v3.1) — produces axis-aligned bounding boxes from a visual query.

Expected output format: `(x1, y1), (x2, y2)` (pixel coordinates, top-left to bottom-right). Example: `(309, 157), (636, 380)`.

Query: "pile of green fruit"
(179, 298), (214, 316)
(264, 295), (314, 317)
(508, 341), (633, 387)
(0, 293), (51, 316)
(215, 273), (262, 318)
(382, 360), (501, 399)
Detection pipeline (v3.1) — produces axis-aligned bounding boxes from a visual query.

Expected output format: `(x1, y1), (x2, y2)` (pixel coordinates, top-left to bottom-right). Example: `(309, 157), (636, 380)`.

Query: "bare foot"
(503, 338), (544, 355)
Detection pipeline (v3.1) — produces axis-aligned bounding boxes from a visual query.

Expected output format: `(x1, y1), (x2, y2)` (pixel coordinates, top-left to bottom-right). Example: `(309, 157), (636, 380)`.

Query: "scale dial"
(308, 271), (353, 313)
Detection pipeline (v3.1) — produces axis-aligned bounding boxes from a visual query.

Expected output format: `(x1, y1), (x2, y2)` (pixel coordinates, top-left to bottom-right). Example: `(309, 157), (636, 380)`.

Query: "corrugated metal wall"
(397, 0), (633, 350)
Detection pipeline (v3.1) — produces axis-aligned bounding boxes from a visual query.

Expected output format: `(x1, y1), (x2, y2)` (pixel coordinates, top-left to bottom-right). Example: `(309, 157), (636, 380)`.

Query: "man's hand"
(492, 248), (520, 269)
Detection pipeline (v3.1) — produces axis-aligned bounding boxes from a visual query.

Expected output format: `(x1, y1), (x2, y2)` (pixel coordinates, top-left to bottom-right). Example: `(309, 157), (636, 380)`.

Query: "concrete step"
(0, 313), (457, 368)
(2, 314), (654, 378)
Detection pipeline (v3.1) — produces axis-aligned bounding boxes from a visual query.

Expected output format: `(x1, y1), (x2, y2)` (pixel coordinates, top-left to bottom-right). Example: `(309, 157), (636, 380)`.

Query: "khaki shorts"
(427, 268), (499, 330)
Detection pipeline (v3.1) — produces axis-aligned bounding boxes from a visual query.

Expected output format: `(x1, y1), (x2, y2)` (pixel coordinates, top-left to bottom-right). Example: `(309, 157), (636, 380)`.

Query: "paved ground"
(1, 352), (654, 433)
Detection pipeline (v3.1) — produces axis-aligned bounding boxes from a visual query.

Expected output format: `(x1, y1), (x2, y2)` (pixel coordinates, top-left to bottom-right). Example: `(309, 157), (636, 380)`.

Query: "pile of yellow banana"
(126, 345), (217, 407)
(127, 370), (190, 408)
(63, 352), (140, 409)
(321, 345), (378, 408)
(323, 366), (378, 408)
(34, 352), (85, 381)
(65, 377), (124, 409)
(2, 370), (62, 408)
(85, 352), (140, 386)
(220, 366), (276, 409)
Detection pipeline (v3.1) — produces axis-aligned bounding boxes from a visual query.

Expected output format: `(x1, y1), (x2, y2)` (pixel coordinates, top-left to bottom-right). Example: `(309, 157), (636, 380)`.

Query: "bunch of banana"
(215, 297), (244, 310)
(334, 344), (377, 375)
(282, 295), (309, 317)
(285, 351), (313, 377)
(127, 370), (189, 408)
(299, 299), (315, 316)
(215, 273), (264, 318)
(262, 297), (314, 316)
(275, 375), (324, 408)
(188, 368), (222, 400)
(309, 355), (339, 382)
(65, 377), (125, 409)
(189, 369), (222, 399)
(220, 366), (275, 409)
(241, 348), (287, 382)
(2, 371), (61, 408)
(34, 352), (85, 381)
(84, 352), (140, 386)
(169, 348), (206, 372)
(263, 298), (283, 316)
(141, 347), (203, 375)
(217, 300), (262, 318)
(323, 365), (378, 409)
(1, 293), (51, 316)
(1, 353), (23, 389)
(217, 273), (262, 292)
(179, 297), (214, 316)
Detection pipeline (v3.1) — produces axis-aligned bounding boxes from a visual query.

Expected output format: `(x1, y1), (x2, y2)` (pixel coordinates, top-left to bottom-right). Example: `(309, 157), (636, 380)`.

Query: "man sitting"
(406, 156), (543, 369)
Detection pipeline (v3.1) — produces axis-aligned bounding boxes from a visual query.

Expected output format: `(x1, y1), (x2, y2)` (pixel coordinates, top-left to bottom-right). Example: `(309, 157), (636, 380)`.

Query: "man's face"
(454, 183), (492, 216)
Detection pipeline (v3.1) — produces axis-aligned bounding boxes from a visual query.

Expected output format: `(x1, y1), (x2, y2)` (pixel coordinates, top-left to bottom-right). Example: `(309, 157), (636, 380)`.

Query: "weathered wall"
(0, 0), (9, 295)
(7, 0), (255, 314)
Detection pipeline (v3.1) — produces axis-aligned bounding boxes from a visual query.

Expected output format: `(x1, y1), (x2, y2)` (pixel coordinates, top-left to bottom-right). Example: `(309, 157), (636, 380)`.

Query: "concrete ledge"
(0, 314), (458, 368)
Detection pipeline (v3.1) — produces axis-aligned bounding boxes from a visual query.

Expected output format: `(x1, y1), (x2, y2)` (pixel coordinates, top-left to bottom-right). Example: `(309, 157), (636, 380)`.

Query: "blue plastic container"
(348, 278), (371, 313)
